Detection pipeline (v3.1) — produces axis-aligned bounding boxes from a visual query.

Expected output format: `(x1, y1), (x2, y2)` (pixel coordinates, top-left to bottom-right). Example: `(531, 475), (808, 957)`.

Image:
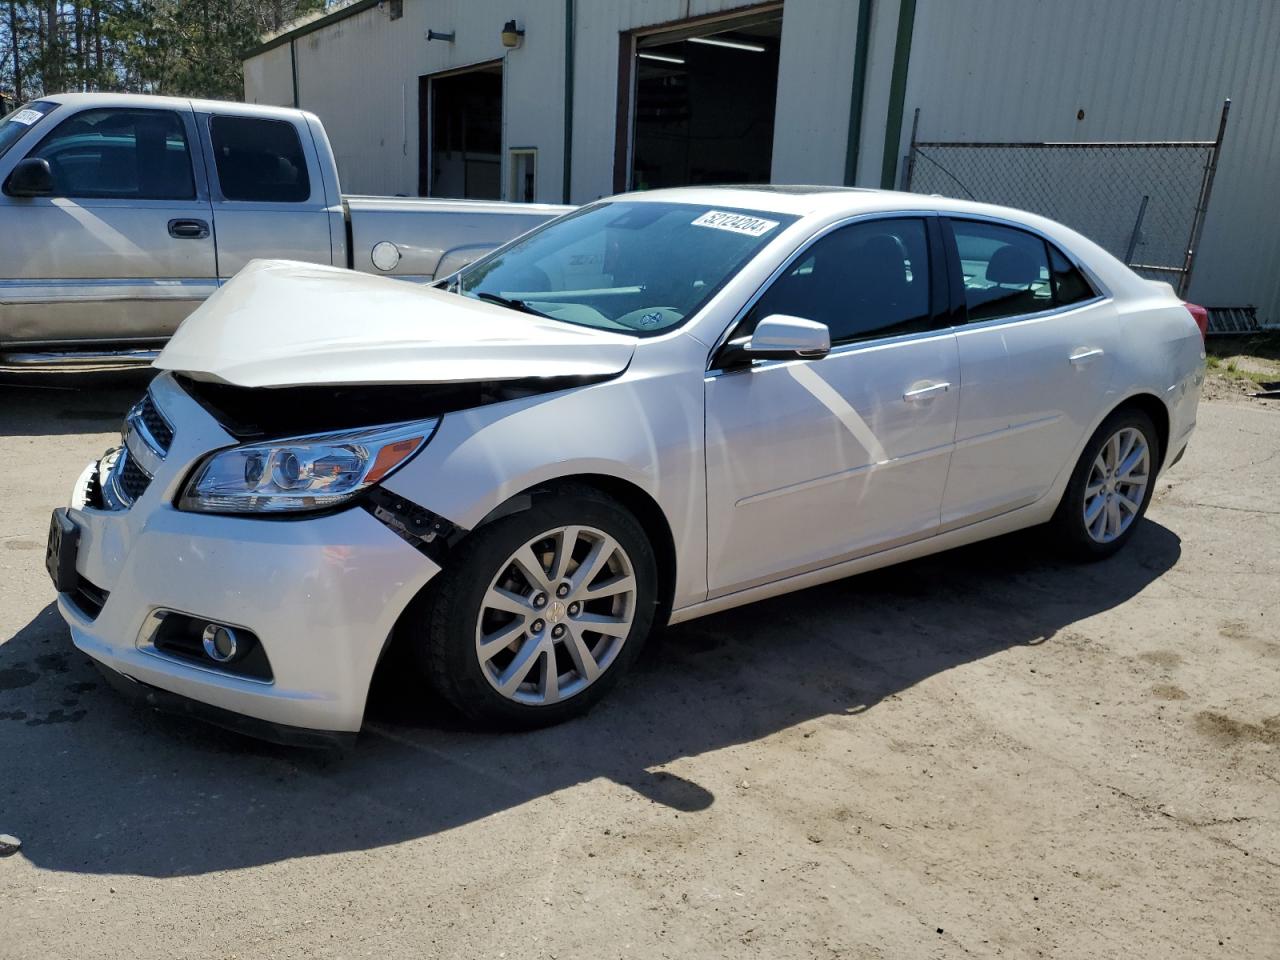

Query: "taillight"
(1184, 302), (1209, 341)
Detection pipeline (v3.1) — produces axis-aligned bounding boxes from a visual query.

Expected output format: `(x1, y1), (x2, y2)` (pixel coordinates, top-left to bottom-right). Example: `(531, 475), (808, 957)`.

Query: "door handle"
(903, 381), (951, 402)
(1069, 347), (1105, 365)
(168, 218), (210, 240)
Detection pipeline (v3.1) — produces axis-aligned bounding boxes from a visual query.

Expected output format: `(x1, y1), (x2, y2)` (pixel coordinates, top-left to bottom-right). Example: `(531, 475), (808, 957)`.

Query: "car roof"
(613, 184), (1059, 223)
(613, 185), (1142, 297)
(38, 92), (310, 123)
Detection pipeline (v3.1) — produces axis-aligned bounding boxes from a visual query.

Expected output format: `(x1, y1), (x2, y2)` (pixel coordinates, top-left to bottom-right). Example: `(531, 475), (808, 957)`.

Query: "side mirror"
(718, 314), (831, 366)
(5, 157), (54, 197)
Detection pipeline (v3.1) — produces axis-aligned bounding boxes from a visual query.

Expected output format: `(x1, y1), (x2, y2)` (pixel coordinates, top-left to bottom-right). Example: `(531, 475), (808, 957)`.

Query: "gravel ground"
(1, 370), (1277, 960)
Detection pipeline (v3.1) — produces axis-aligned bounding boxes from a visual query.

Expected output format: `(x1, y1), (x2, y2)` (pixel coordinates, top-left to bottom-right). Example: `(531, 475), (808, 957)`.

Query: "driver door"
(704, 215), (960, 596)
(0, 104), (216, 345)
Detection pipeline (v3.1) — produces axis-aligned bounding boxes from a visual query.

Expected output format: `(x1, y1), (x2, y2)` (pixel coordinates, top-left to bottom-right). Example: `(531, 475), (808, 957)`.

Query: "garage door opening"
(629, 10), (782, 191)
(420, 62), (503, 199)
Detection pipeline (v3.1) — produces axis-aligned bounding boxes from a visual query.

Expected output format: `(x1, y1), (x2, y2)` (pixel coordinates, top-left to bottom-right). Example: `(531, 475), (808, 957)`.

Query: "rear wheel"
(1051, 407), (1159, 560)
(410, 487), (657, 728)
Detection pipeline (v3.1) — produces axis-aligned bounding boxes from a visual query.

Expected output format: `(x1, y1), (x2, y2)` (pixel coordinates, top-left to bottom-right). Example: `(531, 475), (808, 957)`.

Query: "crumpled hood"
(154, 259), (637, 388)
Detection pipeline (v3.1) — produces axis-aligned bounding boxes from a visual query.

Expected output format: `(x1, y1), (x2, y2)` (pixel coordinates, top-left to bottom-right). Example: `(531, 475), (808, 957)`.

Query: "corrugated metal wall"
(243, 0), (1279, 318)
(899, 0), (1280, 318)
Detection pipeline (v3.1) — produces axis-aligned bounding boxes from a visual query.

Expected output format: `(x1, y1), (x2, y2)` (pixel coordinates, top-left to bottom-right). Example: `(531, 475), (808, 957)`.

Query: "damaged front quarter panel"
(363, 488), (462, 565)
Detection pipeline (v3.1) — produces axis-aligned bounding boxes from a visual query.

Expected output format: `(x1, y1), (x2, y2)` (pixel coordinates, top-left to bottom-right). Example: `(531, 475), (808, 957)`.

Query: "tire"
(1050, 406), (1160, 561)
(408, 485), (658, 728)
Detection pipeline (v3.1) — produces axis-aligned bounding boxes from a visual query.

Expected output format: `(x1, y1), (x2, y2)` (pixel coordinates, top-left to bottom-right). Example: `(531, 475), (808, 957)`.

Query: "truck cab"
(0, 93), (567, 362)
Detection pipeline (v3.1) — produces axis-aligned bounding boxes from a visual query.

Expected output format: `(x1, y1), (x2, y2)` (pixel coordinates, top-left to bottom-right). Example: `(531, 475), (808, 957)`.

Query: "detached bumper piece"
(95, 663), (356, 751)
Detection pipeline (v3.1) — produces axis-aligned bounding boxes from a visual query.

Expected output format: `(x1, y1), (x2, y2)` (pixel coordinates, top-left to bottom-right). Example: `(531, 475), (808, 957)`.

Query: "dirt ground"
(0, 369), (1277, 960)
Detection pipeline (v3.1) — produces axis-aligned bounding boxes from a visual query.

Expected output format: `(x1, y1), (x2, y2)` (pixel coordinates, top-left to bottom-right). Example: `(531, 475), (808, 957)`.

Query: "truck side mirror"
(717, 314), (832, 367)
(5, 157), (54, 197)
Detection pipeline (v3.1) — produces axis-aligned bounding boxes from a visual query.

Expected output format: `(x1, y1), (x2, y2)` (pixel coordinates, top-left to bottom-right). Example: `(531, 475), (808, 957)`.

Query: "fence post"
(904, 108), (920, 191)
(1178, 98), (1231, 298)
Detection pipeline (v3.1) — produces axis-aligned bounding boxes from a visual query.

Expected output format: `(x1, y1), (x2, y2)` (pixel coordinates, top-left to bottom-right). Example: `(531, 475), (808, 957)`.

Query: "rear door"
(940, 217), (1122, 527)
(704, 215), (960, 595)
(0, 103), (216, 345)
(200, 112), (334, 278)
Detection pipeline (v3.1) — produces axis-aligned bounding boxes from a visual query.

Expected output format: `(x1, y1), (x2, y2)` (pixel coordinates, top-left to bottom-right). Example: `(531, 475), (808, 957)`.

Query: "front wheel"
(409, 487), (658, 728)
(1050, 407), (1160, 560)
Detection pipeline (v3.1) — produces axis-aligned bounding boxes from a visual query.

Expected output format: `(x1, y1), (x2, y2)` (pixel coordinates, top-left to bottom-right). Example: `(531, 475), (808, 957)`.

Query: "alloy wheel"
(1083, 426), (1150, 543)
(475, 525), (637, 706)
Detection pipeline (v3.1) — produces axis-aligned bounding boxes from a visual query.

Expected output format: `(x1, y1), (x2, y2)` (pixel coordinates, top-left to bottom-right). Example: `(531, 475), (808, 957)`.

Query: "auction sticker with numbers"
(8, 109), (44, 126)
(691, 210), (780, 237)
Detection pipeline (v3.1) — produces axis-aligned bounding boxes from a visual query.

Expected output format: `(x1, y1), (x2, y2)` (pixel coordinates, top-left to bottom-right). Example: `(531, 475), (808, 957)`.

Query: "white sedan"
(47, 186), (1206, 744)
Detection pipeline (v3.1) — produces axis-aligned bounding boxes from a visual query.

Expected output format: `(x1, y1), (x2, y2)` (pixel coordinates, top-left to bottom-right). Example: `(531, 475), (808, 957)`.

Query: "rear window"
(0, 101), (56, 161)
(209, 116), (311, 203)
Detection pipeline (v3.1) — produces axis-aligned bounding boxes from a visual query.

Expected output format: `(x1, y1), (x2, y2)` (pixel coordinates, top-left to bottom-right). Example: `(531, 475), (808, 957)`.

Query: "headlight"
(179, 419), (437, 514)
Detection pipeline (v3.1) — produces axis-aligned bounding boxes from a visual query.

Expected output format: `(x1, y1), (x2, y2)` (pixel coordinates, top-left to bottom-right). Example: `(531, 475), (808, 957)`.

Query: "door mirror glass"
(721, 314), (831, 365)
(5, 156), (53, 196)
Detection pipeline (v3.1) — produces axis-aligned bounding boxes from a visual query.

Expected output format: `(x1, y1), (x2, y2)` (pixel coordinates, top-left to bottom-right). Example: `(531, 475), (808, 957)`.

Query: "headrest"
(986, 245), (1038, 286)
(860, 234), (907, 278)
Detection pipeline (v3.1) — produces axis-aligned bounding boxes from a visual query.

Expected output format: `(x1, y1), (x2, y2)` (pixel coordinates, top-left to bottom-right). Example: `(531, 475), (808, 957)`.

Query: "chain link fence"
(903, 102), (1230, 304)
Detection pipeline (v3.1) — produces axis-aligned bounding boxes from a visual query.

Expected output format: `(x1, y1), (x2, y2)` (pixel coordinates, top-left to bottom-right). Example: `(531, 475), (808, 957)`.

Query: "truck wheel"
(411, 486), (658, 728)
(1051, 407), (1160, 561)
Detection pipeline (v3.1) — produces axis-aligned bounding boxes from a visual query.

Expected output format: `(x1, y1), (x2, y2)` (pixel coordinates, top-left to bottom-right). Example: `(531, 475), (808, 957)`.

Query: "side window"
(1048, 243), (1096, 307)
(25, 108), (195, 200)
(747, 217), (932, 345)
(209, 116), (311, 203)
(951, 220), (1053, 323)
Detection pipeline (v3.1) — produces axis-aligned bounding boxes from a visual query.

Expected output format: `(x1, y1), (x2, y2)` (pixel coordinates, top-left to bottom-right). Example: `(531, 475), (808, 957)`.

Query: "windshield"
(0, 101), (56, 161)
(454, 201), (796, 335)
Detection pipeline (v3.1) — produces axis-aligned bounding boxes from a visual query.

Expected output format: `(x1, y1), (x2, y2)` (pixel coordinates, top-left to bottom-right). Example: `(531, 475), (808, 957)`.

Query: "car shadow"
(0, 367), (157, 438)
(0, 518), (1181, 877)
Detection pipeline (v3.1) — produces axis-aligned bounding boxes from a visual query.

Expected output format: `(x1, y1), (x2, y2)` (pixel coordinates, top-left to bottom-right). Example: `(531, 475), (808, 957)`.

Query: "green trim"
(289, 39), (299, 108)
(562, 0), (575, 203)
(243, 0), (381, 59)
(843, 0), (873, 185)
(880, 0), (917, 189)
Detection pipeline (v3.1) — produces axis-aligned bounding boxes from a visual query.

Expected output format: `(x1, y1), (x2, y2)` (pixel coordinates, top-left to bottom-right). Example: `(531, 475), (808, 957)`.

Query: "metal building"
(243, 0), (1280, 323)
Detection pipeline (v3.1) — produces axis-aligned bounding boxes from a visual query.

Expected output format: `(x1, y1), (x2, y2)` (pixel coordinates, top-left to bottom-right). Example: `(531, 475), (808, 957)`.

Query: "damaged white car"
(46, 186), (1206, 745)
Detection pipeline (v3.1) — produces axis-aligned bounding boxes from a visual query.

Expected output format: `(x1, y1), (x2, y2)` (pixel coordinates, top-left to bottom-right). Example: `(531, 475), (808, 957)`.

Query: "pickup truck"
(0, 93), (568, 363)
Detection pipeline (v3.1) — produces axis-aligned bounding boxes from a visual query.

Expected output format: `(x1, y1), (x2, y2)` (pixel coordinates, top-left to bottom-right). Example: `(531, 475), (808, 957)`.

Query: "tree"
(0, 0), (322, 105)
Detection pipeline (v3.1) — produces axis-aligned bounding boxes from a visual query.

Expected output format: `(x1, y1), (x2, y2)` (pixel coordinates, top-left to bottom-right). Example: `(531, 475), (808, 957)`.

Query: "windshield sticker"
(691, 210), (780, 237)
(8, 109), (44, 126)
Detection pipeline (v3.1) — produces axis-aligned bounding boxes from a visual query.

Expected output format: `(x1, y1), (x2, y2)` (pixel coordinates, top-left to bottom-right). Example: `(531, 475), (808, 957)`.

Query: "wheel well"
(530, 474), (678, 625)
(368, 473), (679, 719)
(1116, 393), (1171, 468)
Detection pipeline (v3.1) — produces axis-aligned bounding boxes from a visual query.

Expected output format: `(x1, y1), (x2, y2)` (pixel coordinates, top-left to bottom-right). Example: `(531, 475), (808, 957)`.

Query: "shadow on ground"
(0, 516), (1181, 877)
(0, 367), (157, 437)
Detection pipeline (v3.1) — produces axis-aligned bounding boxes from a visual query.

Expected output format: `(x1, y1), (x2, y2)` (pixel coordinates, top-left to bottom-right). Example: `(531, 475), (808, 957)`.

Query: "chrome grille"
(137, 392), (174, 453)
(117, 450), (151, 502)
(102, 390), (175, 510)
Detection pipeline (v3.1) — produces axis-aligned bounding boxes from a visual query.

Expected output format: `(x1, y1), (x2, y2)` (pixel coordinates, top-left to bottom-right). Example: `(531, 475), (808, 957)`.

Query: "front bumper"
(53, 374), (439, 737)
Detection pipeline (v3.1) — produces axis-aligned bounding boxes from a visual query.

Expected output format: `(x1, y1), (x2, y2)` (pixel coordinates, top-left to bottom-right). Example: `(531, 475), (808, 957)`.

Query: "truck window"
(0, 101), (56, 161)
(22, 107), (195, 200)
(209, 116), (311, 203)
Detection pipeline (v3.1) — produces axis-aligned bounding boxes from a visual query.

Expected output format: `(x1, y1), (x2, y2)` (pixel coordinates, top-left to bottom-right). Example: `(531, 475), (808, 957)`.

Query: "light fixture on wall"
(426, 29), (455, 43)
(501, 20), (525, 48)
(688, 35), (766, 52)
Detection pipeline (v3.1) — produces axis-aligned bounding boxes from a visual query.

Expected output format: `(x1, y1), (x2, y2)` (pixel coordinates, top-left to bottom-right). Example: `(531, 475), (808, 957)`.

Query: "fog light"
(202, 623), (239, 663)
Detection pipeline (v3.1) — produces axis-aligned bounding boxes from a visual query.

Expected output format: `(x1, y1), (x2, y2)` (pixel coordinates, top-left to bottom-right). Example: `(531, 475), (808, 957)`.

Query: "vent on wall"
(389, 0), (403, 20)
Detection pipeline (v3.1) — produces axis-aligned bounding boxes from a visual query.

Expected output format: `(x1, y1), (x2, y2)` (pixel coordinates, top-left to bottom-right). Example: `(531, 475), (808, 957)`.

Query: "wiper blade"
(473, 291), (553, 319)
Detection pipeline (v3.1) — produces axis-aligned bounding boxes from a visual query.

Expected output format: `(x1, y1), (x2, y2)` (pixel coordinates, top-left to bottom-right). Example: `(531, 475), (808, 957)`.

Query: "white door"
(705, 216), (960, 597)
(940, 217), (1123, 527)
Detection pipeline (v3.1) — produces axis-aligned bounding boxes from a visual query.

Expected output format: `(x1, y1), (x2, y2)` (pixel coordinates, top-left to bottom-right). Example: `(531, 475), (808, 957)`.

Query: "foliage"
(0, 0), (323, 106)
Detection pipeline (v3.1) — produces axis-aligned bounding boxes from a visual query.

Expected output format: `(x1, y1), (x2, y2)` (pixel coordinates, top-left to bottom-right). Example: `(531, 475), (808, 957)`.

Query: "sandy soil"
(0, 370), (1276, 960)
